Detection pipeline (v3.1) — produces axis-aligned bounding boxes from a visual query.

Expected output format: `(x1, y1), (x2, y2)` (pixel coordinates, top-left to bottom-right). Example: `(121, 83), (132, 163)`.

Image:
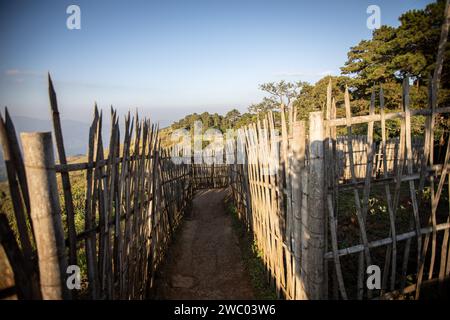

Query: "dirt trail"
(154, 188), (254, 299)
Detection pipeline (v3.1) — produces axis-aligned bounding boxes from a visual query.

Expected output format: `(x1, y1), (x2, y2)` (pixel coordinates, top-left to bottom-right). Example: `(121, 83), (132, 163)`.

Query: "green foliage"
(171, 109), (257, 133)
(342, 0), (450, 108)
(227, 204), (277, 300)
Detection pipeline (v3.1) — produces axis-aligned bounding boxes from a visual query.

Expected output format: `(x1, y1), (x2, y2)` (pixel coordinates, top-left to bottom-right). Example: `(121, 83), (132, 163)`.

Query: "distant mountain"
(0, 116), (91, 181)
(13, 116), (91, 155)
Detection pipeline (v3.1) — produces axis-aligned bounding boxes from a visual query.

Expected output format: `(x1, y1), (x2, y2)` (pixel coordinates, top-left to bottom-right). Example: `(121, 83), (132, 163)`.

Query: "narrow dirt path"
(154, 188), (254, 299)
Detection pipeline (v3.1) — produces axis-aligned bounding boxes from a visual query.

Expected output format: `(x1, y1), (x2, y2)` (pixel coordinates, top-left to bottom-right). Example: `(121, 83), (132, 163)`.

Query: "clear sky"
(0, 0), (431, 125)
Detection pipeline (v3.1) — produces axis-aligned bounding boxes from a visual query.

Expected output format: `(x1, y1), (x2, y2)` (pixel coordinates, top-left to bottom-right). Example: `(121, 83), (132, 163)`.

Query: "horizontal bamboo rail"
(326, 106), (450, 127)
(324, 222), (450, 259)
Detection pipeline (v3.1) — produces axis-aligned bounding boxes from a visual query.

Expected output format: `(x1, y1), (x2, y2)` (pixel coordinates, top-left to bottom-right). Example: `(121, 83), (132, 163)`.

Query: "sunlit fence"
(229, 79), (450, 299)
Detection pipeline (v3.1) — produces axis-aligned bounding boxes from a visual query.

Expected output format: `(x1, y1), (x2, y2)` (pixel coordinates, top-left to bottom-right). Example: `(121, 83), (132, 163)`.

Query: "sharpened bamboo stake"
(84, 106), (99, 299)
(48, 75), (77, 276)
(0, 113), (34, 260)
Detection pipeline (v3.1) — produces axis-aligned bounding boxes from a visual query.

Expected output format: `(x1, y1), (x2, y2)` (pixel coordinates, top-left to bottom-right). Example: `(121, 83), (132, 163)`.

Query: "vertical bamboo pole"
(323, 79), (332, 299)
(301, 111), (325, 300)
(21, 132), (69, 300)
(292, 120), (305, 299)
(84, 106), (99, 299)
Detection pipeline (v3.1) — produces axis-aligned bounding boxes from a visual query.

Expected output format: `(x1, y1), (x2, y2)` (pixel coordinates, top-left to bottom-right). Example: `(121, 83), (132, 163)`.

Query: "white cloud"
(5, 69), (20, 75)
(318, 70), (334, 76)
(4, 69), (43, 77)
(274, 70), (338, 77)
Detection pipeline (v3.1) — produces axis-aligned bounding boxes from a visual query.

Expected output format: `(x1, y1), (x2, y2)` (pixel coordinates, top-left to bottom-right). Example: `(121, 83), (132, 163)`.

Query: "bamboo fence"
(0, 77), (195, 300)
(2, 76), (450, 300)
(228, 80), (450, 300)
(322, 77), (450, 300)
(336, 136), (423, 181)
(228, 103), (314, 299)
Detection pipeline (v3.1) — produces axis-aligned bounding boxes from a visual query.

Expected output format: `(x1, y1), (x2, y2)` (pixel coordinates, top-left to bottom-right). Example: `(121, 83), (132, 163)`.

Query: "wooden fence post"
(21, 132), (69, 300)
(301, 111), (326, 299)
(291, 120), (306, 299)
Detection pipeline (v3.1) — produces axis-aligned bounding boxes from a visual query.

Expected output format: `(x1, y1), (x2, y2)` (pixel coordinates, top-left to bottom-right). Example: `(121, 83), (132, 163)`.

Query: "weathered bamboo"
(302, 111), (325, 299)
(323, 80), (332, 299)
(379, 87), (398, 294)
(403, 79), (422, 274)
(326, 195), (347, 300)
(0, 214), (38, 299)
(324, 222), (450, 259)
(48, 75), (77, 273)
(344, 87), (372, 299)
(3, 109), (31, 215)
(359, 89), (376, 299)
(291, 121), (305, 299)
(428, 0), (450, 295)
(21, 132), (69, 300)
(84, 106), (99, 299)
(416, 134), (450, 298)
(0, 113), (33, 260)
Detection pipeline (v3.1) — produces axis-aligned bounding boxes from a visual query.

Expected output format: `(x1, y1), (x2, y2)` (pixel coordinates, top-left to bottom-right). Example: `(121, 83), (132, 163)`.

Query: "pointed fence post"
(301, 111), (326, 300)
(21, 132), (69, 300)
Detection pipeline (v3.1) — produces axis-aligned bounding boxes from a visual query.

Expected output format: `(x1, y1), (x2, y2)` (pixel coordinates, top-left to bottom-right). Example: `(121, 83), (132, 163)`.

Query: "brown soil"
(153, 188), (254, 299)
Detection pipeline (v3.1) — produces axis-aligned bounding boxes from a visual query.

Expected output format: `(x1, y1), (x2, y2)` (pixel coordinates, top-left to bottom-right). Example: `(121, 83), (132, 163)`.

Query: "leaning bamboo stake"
(361, 89), (376, 219)
(399, 79), (423, 296)
(48, 75), (77, 275)
(84, 106), (99, 299)
(21, 132), (69, 300)
(416, 134), (450, 298)
(0, 113), (33, 260)
(0, 213), (38, 299)
(3, 109), (31, 215)
(404, 78), (422, 262)
(326, 194), (348, 300)
(433, 0), (450, 291)
(344, 87), (372, 299)
(417, 17), (450, 287)
(439, 182), (450, 284)
(359, 89), (376, 299)
(379, 87), (398, 294)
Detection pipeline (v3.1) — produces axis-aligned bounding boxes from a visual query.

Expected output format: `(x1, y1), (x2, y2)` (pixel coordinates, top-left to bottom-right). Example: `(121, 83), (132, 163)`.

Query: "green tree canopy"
(342, 0), (450, 107)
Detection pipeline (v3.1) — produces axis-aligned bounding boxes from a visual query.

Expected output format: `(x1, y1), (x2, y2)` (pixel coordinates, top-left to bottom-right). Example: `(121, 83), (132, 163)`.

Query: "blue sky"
(0, 0), (431, 125)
